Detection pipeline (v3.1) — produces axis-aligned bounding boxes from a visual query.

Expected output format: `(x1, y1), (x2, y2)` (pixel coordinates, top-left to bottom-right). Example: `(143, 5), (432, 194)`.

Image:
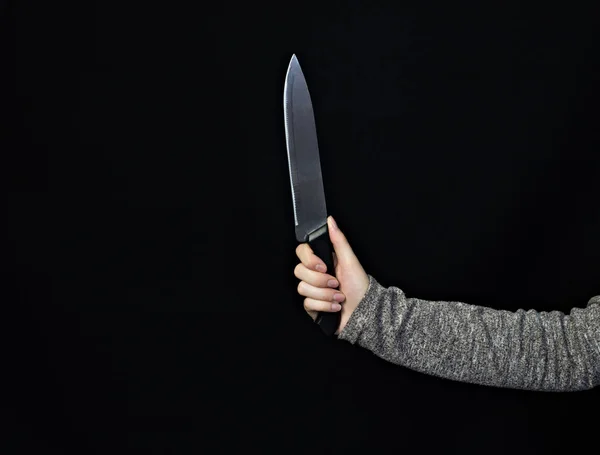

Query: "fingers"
(294, 262), (338, 288)
(303, 297), (342, 315)
(297, 280), (345, 304)
(327, 216), (358, 267)
(296, 243), (328, 273)
(295, 242), (345, 321)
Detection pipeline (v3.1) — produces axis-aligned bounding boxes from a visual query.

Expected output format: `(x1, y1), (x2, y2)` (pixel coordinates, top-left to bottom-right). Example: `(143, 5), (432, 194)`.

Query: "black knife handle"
(307, 222), (341, 337)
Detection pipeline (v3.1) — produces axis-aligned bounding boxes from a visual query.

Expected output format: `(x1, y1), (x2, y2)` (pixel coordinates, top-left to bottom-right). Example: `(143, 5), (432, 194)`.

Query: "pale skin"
(294, 216), (370, 335)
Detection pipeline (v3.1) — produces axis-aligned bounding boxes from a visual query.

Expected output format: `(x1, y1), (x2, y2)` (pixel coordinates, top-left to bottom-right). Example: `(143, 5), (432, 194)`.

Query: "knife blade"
(283, 54), (340, 337)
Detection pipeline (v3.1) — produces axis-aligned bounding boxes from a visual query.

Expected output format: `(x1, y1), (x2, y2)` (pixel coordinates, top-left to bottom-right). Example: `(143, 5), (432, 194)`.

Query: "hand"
(294, 216), (370, 335)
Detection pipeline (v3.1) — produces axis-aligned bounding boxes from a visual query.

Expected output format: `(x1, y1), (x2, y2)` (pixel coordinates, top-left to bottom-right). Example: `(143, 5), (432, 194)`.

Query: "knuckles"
(293, 262), (304, 278)
(303, 298), (310, 310)
(297, 281), (306, 295)
(295, 243), (308, 258)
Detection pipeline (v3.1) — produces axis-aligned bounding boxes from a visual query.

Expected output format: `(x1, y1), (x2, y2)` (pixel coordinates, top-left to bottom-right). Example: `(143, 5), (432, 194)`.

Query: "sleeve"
(337, 275), (600, 392)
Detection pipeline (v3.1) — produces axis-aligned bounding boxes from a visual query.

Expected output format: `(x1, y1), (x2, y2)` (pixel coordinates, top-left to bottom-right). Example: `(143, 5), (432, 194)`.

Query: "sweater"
(338, 275), (600, 391)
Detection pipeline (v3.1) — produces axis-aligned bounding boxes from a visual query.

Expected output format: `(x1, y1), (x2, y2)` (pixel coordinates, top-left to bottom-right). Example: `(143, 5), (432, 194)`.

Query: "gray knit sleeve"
(338, 275), (600, 392)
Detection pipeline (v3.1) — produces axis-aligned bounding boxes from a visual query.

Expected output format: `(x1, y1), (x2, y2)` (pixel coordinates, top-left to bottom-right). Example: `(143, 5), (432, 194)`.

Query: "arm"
(338, 275), (600, 392)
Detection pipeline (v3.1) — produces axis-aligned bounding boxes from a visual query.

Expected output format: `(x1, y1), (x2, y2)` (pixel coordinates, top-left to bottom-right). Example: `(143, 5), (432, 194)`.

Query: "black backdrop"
(5, 1), (600, 453)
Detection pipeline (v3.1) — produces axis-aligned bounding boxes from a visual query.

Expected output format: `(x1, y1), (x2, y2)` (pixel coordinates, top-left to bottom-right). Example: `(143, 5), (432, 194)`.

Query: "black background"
(4, 1), (600, 453)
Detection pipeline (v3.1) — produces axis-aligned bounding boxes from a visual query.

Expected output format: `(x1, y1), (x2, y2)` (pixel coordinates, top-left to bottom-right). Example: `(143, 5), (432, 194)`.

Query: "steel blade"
(283, 55), (328, 243)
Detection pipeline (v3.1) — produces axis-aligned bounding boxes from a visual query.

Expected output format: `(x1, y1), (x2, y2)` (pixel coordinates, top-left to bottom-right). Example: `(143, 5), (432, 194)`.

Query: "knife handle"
(308, 223), (341, 337)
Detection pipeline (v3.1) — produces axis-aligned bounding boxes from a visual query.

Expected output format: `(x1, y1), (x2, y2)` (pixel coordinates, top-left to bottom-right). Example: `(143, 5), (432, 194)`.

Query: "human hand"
(294, 216), (370, 335)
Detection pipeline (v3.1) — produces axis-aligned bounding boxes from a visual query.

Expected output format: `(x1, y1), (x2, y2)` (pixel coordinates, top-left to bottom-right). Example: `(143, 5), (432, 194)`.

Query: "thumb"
(327, 216), (358, 266)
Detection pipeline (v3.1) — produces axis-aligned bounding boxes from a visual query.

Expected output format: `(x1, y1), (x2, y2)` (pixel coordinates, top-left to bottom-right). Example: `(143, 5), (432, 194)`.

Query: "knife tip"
(286, 54), (300, 76)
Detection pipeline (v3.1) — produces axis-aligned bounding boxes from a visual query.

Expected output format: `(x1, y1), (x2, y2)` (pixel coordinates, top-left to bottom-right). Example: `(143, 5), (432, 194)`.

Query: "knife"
(283, 54), (340, 337)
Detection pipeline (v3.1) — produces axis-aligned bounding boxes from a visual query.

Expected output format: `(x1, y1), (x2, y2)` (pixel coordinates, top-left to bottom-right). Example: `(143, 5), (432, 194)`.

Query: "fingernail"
(333, 293), (345, 302)
(329, 216), (338, 231)
(331, 303), (342, 311)
(316, 264), (326, 272)
(327, 279), (338, 288)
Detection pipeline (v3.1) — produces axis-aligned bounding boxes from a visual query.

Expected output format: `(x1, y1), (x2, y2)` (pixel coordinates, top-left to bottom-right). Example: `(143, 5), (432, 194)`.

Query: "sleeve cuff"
(337, 274), (385, 344)
(588, 295), (600, 306)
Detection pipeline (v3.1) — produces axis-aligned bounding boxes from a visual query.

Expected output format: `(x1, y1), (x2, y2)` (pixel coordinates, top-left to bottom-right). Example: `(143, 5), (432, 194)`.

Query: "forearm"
(338, 275), (600, 391)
